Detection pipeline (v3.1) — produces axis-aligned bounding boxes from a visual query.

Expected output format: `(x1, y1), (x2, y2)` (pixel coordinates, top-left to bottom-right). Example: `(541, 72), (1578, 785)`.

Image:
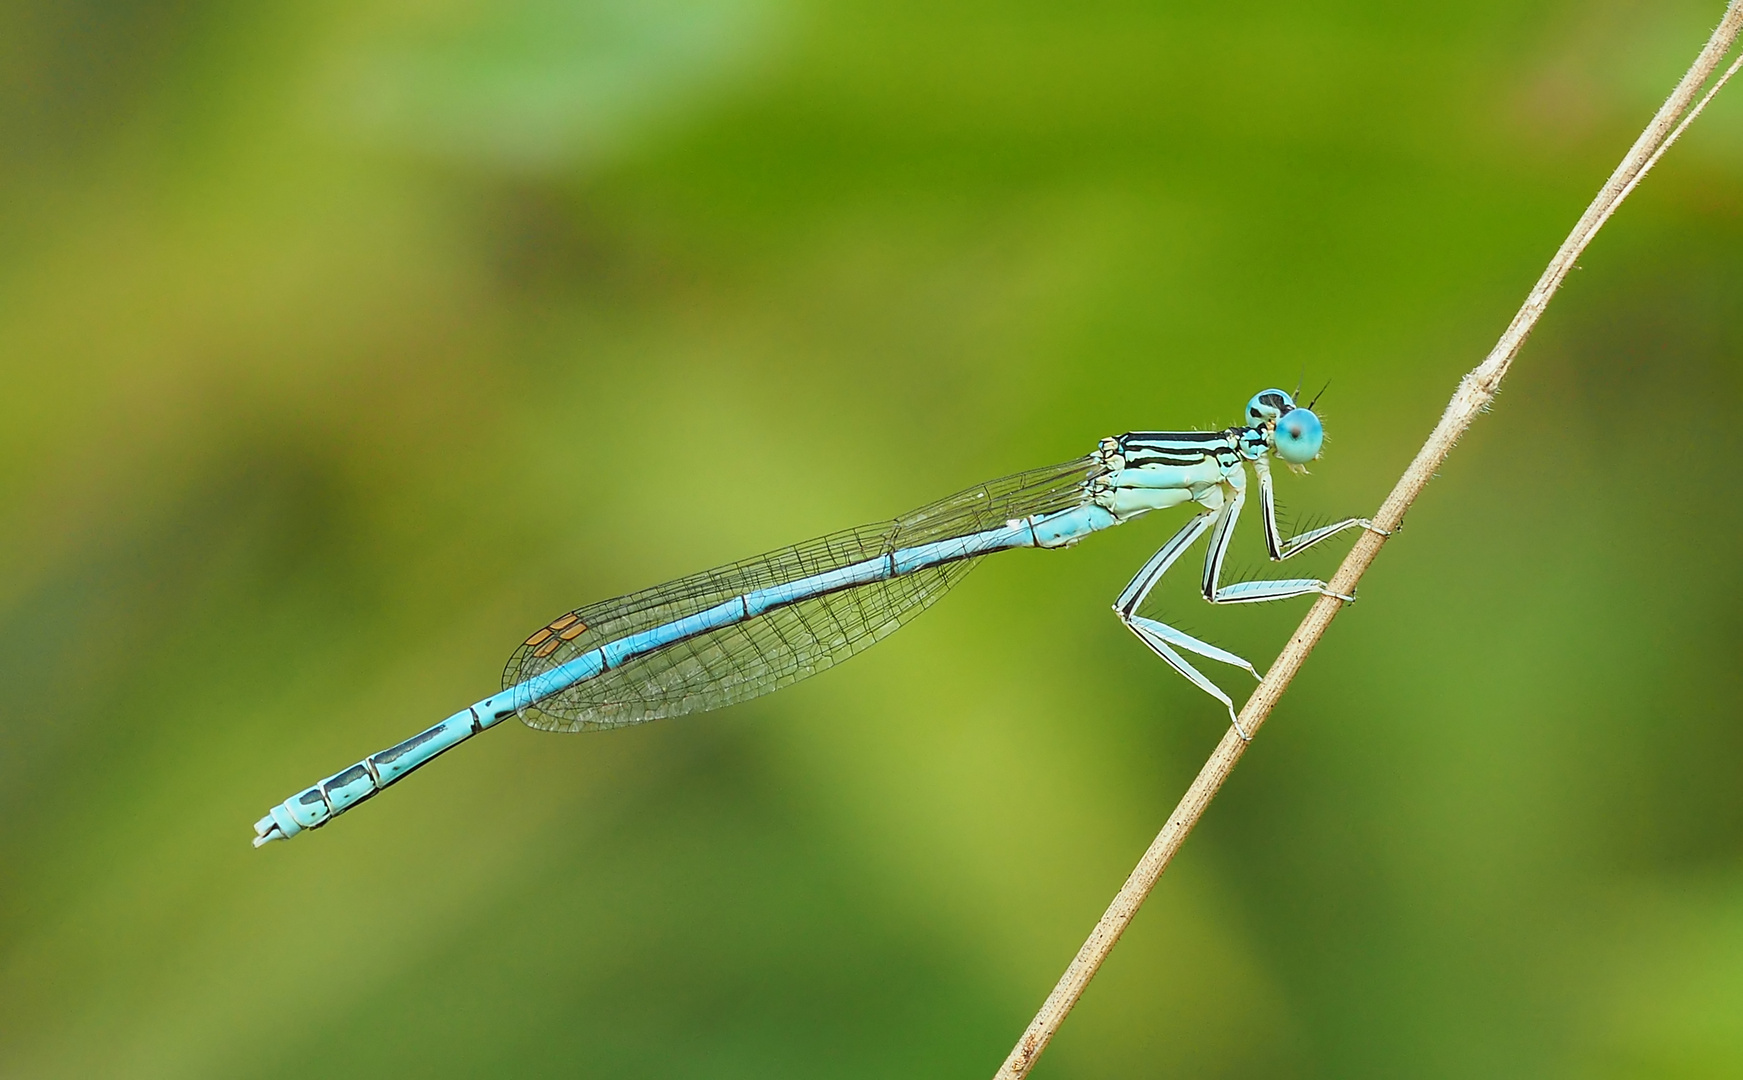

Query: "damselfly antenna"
(1306, 379), (1331, 411)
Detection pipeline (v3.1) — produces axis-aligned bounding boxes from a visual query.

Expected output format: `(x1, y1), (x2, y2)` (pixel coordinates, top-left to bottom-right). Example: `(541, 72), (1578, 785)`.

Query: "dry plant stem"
(995, 5), (1743, 1077)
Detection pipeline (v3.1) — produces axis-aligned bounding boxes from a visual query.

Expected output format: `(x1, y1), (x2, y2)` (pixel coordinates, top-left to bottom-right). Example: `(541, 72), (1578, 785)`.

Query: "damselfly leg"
(1116, 510), (1262, 735)
(1115, 460), (1374, 740)
(1254, 458), (1379, 561)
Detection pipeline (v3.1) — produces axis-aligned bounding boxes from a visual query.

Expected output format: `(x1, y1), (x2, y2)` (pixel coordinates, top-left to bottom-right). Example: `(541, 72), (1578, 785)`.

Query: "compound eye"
(1273, 408), (1324, 464)
(1245, 388), (1295, 425)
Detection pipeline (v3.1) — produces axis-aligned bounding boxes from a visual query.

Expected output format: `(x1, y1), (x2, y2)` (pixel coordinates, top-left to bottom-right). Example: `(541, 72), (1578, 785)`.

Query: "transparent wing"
(503, 455), (1104, 732)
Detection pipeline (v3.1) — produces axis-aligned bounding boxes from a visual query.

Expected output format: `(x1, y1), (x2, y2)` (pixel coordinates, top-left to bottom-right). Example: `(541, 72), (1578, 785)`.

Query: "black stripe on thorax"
(1118, 429), (1242, 467)
(1127, 452), (1214, 467)
(1121, 430), (1233, 444)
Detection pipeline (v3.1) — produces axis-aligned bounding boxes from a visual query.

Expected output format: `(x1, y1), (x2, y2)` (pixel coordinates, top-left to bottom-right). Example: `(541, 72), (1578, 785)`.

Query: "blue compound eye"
(1274, 407), (1323, 464)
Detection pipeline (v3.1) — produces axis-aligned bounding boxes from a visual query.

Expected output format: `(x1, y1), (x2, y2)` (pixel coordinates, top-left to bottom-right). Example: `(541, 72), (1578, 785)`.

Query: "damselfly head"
(1246, 387), (1323, 465)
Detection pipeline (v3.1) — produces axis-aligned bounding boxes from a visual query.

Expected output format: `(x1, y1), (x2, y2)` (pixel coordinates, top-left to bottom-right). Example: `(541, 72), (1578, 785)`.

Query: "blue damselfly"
(253, 388), (1373, 846)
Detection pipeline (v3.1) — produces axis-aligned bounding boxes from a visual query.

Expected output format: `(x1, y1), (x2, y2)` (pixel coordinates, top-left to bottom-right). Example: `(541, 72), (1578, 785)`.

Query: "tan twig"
(994, 5), (1743, 1077)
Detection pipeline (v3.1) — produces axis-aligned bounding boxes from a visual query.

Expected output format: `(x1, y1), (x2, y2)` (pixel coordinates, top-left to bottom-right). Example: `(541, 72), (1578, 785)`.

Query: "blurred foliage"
(1, 0), (1741, 1076)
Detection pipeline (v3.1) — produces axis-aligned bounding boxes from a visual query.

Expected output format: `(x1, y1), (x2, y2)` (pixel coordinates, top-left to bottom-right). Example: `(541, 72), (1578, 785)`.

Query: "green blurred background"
(2, 0), (1740, 1076)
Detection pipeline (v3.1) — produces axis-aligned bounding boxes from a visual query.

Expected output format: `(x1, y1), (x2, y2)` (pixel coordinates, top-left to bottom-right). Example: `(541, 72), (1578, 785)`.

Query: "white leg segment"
(1211, 578), (1329, 603)
(1115, 513), (1213, 614)
(1128, 615), (1260, 678)
(1124, 618), (1250, 738)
